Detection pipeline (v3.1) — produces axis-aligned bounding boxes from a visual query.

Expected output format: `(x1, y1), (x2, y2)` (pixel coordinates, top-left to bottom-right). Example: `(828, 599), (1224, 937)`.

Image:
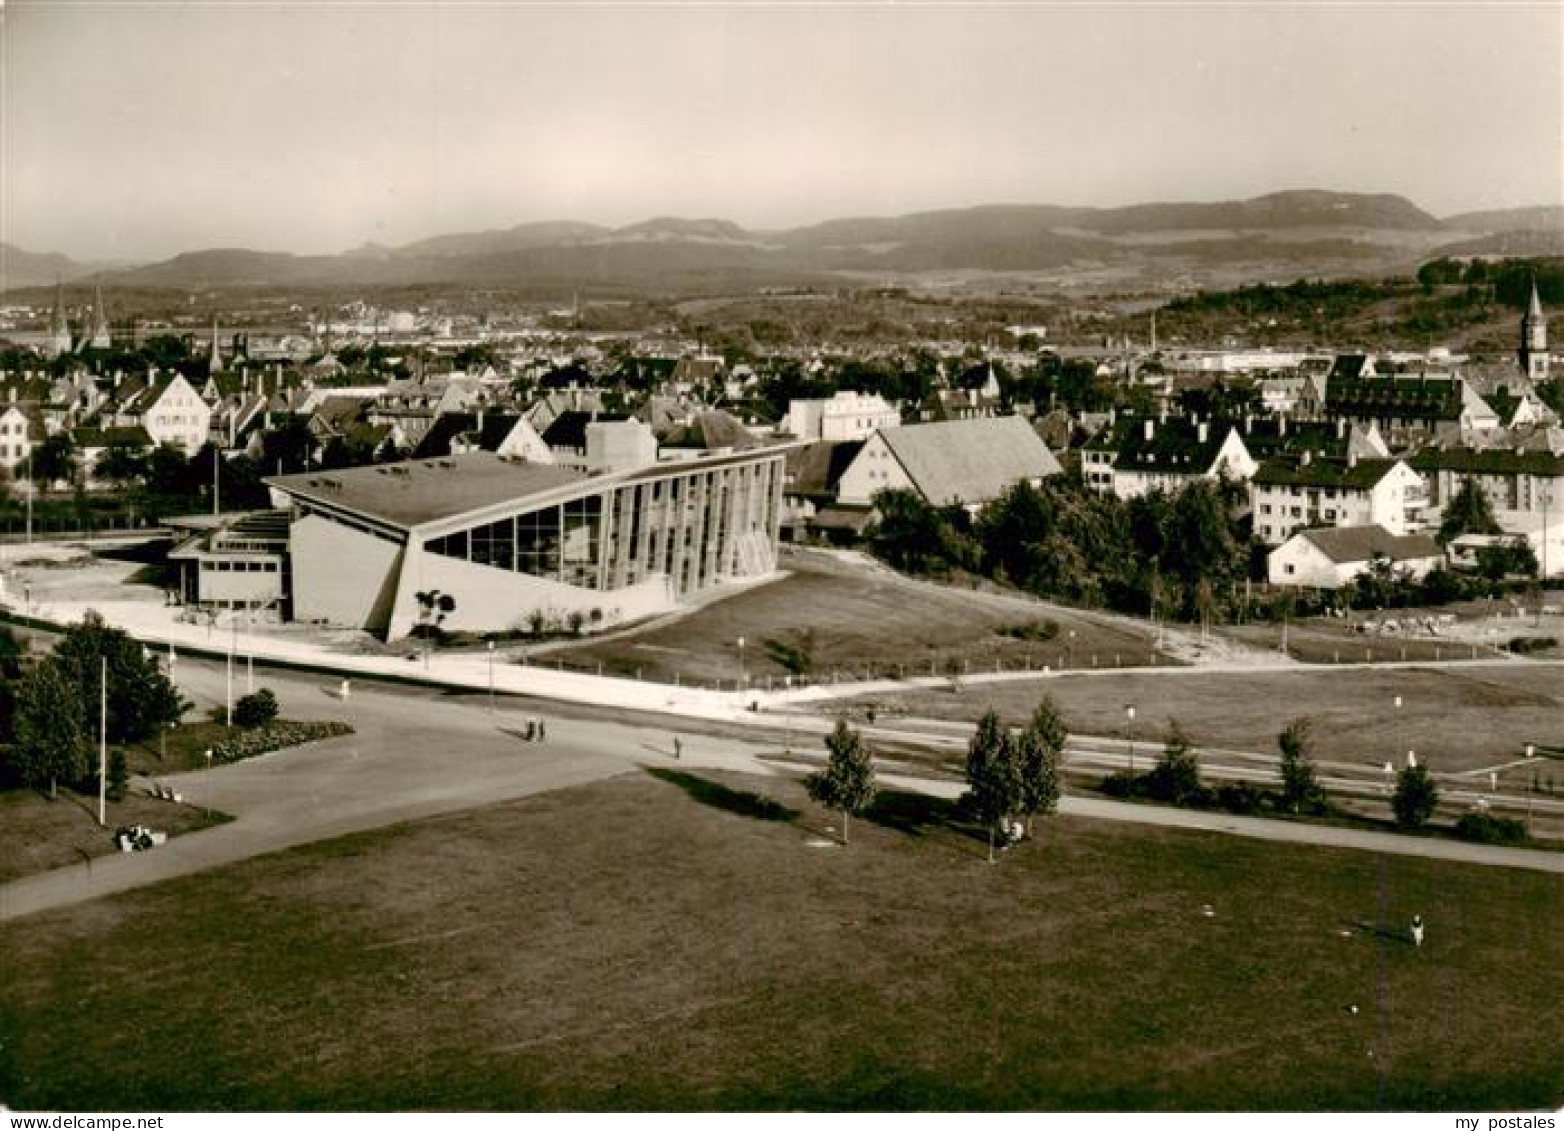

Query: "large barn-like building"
(264, 447), (789, 640)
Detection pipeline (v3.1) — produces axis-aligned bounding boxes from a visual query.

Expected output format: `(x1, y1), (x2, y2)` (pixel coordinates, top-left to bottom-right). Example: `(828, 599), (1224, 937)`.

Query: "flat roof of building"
(266, 444), (801, 531)
(267, 455), (587, 529)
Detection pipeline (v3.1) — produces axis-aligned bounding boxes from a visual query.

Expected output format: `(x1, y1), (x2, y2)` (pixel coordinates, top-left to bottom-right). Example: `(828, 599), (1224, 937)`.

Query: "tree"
(1146, 719), (1204, 806)
(414, 590), (457, 637)
(1277, 717), (1325, 814)
(28, 433), (77, 487)
(1392, 763), (1439, 829)
(964, 709), (1024, 861)
(233, 688), (280, 729)
(1438, 477), (1502, 544)
(51, 611), (186, 744)
(805, 719), (877, 845)
(8, 659), (87, 797)
(1015, 696), (1067, 834)
(106, 747), (128, 802)
(94, 442), (147, 489)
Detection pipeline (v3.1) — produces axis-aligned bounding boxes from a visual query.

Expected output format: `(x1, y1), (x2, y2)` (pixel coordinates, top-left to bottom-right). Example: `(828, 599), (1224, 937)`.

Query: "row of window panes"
(200, 559), (281, 572)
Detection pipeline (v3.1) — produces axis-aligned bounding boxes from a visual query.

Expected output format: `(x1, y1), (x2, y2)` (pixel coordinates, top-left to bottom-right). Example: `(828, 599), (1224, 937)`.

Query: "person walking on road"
(340, 679), (351, 701)
(673, 737), (682, 760)
(1410, 915), (1425, 947)
(537, 719), (546, 742)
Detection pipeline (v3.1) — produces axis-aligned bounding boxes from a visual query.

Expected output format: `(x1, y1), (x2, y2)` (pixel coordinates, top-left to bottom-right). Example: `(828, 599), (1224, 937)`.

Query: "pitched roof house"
(837, 415), (1062, 508)
(1267, 524), (1443, 588)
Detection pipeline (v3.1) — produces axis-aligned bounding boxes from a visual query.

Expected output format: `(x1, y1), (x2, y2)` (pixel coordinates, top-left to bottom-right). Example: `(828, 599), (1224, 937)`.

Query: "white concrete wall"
(837, 433), (912, 505)
(290, 513), (405, 634)
(197, 563), (284, 606)
(1268, 539), (1358, 588)
(387, 545), (676, 639)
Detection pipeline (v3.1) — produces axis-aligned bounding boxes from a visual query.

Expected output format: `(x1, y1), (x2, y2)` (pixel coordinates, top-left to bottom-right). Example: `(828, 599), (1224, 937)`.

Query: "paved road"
(4, 656), (1560, 924)
(0, 660), (775, 923)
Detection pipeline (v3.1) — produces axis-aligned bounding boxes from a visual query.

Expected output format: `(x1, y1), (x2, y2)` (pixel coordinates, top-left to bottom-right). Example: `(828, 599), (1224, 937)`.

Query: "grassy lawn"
(0, 788), (229, 884)
(1, 770), (1559, 1111)
(848, 665), (1564, 776)
(550, 547), (1162, 686)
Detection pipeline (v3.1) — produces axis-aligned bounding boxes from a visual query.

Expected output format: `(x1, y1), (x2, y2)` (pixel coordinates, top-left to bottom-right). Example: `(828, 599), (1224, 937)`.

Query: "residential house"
(102, 372), (212, 455)
(1250, 454), (1427, 545)
(0, 403), (46, 473)
(1081, 414), (1256, 500)
(785, 391), (901, 442)
(780, 439), (867, 542)
(1267, 525), (1443, 588)
(1409, 445), (1564, 526)
(837, 415), (1062, 509)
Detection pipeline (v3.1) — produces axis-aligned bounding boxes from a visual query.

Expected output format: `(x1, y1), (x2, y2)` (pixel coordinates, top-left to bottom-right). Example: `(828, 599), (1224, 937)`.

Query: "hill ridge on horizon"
(5, 190), (1562, 291)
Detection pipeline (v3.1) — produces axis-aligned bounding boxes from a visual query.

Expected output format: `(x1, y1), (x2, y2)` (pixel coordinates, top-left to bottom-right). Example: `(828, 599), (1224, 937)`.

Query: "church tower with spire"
(1519, 278), (1548, 382)
(208, 315), (225, 375)
(88, 285), (112, 350)
(45, 283), (73, 359)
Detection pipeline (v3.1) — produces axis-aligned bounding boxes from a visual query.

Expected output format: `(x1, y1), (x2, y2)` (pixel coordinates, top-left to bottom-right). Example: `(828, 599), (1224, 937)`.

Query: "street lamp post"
(487, 641), (496, 713)
(226, 613), (236, 727)
(1525, 744), (1536, 830)
(1126, 704), (1137, 776)
(1068, 630), (1076, 669)
(737, 636), (747, 684)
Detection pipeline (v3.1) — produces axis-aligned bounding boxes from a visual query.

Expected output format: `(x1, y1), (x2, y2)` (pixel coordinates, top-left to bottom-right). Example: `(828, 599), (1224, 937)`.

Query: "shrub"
(1454, 811), (1527, 845)
(1101, 770), (1143, 799)
(1001, 619), (1060, 642)
(763, 637), (813, 676)
(1504, 636), (1555, 655)
(233, 689), (280, 729)
(1145, 720), (1203, 806)
(1217, 782), (1265, 815)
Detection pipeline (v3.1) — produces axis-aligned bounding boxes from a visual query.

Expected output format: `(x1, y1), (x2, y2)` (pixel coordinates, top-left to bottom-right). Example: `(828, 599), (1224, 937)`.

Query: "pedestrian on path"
(1410, 915), (1424, 947)
(673, 737), (682, 760)
(537, 719), (547, 742)
(340, 679), (351, 701)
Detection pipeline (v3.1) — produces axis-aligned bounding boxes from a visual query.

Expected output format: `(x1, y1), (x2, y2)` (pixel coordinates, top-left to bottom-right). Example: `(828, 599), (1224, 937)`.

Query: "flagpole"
(98, 655), (107, 826)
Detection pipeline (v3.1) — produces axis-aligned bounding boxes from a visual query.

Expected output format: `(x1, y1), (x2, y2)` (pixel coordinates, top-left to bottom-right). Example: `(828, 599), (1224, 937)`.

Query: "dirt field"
(549, 546), (1164, 686)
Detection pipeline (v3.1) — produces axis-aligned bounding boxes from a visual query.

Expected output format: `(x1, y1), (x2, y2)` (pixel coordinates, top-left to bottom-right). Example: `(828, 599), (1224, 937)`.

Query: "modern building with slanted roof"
(836, 415), (1062, 509)
(265, 447), (790, 639)
(1267, 524), (1443, 588)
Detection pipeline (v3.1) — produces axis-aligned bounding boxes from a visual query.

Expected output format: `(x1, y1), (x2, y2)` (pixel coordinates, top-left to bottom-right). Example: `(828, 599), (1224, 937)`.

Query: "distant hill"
(1442, 205), (1564, 234)
(391, 221), (609, 259)
(1426, 229), (1564, 259)
(0, 243), (92, 288)
(68, 190), (1564, 293)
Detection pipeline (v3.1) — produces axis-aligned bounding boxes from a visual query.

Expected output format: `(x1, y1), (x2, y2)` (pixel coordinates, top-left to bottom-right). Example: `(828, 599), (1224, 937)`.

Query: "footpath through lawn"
(2, 769), (1559, 1111)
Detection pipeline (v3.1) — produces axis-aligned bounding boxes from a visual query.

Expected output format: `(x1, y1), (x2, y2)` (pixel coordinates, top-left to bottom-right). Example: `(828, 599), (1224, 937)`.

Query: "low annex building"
(265, 448), (789, 640)
(1267, 525), (1444, 589)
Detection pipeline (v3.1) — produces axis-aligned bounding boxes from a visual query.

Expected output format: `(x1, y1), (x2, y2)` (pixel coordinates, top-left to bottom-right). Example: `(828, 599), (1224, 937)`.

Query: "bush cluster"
(210, 721), (353, 765)
(1453, 811), (1528, 846)
(232, 689), (280, 729)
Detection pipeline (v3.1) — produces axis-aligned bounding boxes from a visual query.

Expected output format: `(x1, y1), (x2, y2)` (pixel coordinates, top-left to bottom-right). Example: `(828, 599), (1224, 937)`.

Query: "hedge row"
(210, 721), (354, 764)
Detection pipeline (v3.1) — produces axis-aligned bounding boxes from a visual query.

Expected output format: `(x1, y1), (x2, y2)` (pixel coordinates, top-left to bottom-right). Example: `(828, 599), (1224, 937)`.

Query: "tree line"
(872, 476), (1250, 625)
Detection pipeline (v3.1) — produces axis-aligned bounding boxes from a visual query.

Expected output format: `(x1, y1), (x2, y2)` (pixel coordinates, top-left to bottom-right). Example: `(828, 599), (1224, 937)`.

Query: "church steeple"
(45, 283), (73, 359)
(88, 284), (112, 350)
(208, 315), (225, 375)
(1520, 277), (1548, 382)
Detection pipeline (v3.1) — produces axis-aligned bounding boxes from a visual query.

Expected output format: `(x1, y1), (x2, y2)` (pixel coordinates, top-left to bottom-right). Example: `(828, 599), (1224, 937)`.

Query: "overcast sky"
(3, 1), (1560, 261)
